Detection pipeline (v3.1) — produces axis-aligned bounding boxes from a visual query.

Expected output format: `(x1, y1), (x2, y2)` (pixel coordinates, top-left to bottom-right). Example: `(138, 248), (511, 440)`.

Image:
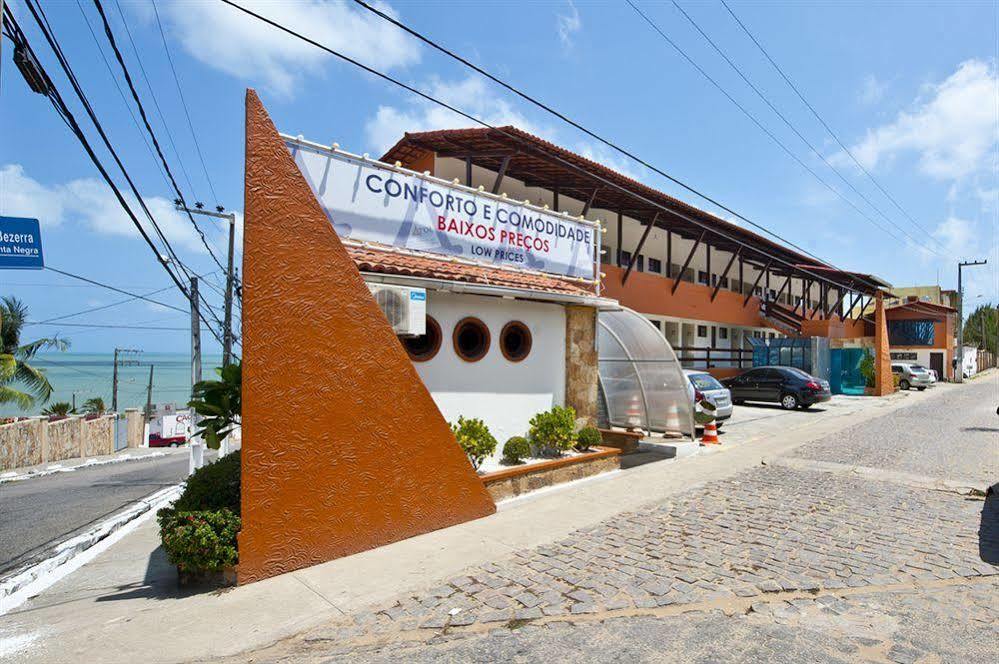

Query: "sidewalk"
(0, 386), (949, 663)
(0, 446), (187, 484)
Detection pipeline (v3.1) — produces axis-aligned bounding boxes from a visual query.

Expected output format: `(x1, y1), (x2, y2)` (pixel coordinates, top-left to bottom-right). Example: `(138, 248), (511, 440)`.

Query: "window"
(688, 373), (724, 391)
(718, 327), (729, 340)
(620, 250), (632, 267)
(604, 245), (613, 262)
(888, 320), (935, 346)
(648, 319), (662, 331)
(697, 270), (709, 285)
(636, 255), (645, 272)
(718, 276), (729, 289)
(697, 325), (708, 338)
(402, 316), (442, 362)
(499, 321), (532, 362)
(648, 257), (662, 274)
(453, 317), (490, 362)
(753, 330), (763, 338)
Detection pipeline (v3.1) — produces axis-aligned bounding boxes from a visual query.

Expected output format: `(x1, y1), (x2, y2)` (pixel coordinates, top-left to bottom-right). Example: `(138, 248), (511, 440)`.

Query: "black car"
(721, 366), (831, 410)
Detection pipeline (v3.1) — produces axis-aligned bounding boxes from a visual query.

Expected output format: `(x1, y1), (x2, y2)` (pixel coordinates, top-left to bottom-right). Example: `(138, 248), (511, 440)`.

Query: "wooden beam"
(490, 155), (512, 194)
(581, 188), (599, 216)
(738, 254), (744, 291)
(711, 249), (740, 301)
(616, 211), (624, 267)
(465, 157), (472, 186)
(553, 186), (559, 213)
(671, 231), (705, 295)
(774, 274), (792, 303)
(623, 213), (658, 285)
(742, 259), (773, 306)
(436, 148), (517, 159)
(706, 243), (712, 286)
(666, 231), (672, 277)
(826, 283), (853, 319)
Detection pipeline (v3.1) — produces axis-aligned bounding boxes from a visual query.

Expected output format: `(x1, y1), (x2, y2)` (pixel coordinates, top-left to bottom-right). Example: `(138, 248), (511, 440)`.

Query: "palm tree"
(82, 397), (107, 415)
(41, 401), (73, 417)
(0, 296), (70, 409)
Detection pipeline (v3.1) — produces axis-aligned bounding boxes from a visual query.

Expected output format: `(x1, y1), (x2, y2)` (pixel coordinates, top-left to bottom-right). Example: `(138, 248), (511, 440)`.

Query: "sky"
(0, 0), (997, 354)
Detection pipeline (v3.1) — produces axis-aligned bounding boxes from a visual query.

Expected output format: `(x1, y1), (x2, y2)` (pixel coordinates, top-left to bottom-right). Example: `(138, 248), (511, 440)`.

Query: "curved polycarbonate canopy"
(597, 308), (694, 438)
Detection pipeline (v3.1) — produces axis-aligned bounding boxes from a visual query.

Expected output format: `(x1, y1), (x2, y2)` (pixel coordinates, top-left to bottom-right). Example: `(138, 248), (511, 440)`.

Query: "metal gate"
(113, 414), (128, 452)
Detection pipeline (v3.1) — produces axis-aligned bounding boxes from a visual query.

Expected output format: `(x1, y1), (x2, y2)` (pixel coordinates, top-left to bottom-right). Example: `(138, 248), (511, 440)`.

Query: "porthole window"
(402, 316), (442, 362)
(500, 321), (533, 362)
(453, 317), (490, 362)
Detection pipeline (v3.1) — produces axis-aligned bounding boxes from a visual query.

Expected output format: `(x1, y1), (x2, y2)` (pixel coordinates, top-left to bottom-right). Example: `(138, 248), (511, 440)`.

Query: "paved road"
(0, 453), (197, 576)
(247, 376), (998, 663)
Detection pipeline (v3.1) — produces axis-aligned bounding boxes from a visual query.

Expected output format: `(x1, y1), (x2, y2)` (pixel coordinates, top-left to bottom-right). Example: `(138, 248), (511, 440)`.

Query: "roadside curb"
(0, 483), (183, 616)
(0, 450), (176, 485)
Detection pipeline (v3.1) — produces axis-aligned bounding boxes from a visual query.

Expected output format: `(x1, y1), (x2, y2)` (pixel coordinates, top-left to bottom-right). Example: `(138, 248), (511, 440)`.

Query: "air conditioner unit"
(367, 283), (427, 336)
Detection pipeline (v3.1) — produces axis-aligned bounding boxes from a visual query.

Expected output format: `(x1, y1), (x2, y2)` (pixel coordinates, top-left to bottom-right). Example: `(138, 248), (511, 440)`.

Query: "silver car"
(684, 370), (734, 425)
(891, 363), (931, 391)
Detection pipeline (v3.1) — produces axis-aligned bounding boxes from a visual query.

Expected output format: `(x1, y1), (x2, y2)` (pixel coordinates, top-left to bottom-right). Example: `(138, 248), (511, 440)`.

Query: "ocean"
(1, 352), (224, 417)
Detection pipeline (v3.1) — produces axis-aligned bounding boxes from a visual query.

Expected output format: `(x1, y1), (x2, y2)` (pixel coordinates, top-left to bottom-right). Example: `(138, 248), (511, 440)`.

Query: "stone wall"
(0, 414), (118, 472)
(565, 305), (599, 425)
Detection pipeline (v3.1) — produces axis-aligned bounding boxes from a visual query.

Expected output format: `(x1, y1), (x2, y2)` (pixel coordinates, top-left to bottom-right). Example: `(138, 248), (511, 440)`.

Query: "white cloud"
(858, 74), (885, 105)
(842, 59), (999, 180)
(0, 164), (232, 258)
(364, 76), (540, 155)
(556, 1), (582, 50)
(148, 0), (420, 97)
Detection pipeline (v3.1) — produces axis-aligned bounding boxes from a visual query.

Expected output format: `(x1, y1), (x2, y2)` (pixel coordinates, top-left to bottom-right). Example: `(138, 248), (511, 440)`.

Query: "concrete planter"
(480, 446), (621, 501)
(596, 428), (643, 454)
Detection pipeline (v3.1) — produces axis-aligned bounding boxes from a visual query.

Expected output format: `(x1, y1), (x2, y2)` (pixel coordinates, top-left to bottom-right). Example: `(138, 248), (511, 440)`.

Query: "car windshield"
(910, 365), (928, 372)
(688, 373), (724, 391)
(781, 367), (813, 380)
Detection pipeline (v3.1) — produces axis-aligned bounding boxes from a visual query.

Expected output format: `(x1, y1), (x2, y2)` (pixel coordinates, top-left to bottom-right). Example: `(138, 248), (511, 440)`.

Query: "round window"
(453, 317), (490, 362)
(402, 316), (442, 362)
(500, 321), (532, 362)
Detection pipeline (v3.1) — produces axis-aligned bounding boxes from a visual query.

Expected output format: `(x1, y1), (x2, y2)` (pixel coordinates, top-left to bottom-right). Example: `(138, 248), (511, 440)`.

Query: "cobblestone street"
(241, 376), (998, 663)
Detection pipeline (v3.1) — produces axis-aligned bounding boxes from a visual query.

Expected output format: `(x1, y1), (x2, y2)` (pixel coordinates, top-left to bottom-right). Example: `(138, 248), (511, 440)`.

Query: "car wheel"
(780, 393), (798, 410)
(169, 442), (179, 448)
(900, 379), (910, 391)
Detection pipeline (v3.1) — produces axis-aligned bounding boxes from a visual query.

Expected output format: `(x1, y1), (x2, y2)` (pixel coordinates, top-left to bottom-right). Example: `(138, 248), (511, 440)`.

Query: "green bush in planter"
(529, 405), (577, 456)
(451, 416), (497, 470)
(502, 436), (531, 464)
(575, 426), (602, 452)
(173, 450), (241, 514)
(157, 508), (240, 573)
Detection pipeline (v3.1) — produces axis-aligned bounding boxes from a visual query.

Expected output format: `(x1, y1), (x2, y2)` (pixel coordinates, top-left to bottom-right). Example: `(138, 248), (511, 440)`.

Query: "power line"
(666, 0), (938, 255)
(150, 0), (220, 204)
(44, 267), (188, 313)
(92, 0), (228, 276)
(719, 0), (936, 239)
(28, 321), (189, 330)
(310, 0), (889, 296)
(74, 0), (171, 192)
(624, 0), (915, 250)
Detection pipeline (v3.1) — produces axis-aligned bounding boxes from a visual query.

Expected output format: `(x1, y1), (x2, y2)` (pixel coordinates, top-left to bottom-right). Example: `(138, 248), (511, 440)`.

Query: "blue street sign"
(0, 216), (44, 270)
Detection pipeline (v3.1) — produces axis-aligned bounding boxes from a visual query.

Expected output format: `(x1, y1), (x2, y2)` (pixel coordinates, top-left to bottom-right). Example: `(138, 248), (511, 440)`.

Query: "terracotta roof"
(383, 126), (887, 294)
(886, 301), (957, 315)
(346, 243), (596, 297)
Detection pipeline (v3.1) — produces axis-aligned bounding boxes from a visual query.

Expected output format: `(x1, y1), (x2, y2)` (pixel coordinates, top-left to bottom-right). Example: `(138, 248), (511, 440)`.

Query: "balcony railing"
(674, 346), (754, 369)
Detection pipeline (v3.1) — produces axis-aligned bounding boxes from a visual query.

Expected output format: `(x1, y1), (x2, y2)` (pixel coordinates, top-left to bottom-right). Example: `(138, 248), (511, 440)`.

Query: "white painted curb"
(0, 483), (183, 615)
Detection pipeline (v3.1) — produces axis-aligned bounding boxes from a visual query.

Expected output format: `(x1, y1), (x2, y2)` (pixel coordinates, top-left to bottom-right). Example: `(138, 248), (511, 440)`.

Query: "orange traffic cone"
(665, 402), (681, 430)
(625, 394), (643, 430)
(700, 420), (720, 445)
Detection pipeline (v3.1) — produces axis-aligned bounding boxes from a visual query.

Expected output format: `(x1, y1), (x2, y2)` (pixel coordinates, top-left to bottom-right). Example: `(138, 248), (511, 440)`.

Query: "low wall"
(0, 409), (145, 472)
(480, 446), (621, 501)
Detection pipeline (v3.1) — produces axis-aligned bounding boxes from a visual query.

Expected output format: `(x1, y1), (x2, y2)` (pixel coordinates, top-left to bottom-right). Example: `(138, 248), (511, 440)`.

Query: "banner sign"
(0, 216), (44, 270)
(287, 140), (598, 281)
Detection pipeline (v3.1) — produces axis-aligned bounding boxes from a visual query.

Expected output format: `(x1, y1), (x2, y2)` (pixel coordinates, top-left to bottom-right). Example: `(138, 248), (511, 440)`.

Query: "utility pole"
(956, 260), (987, 383)
(189, 277), (204, 474)
(175, 202), (238, 366)
(111, 347), (141, 412)
(145, 364), (154, 422)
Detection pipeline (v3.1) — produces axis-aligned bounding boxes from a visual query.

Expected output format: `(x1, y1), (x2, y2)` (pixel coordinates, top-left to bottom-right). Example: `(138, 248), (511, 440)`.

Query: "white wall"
(412, 291), (566, 444)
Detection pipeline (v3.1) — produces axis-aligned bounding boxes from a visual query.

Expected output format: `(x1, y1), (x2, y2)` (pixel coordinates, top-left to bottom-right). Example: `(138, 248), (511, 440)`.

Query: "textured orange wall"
(238, 90), (495, 584)
(601, 266), (767, 327)
(873, 292), (893, 396)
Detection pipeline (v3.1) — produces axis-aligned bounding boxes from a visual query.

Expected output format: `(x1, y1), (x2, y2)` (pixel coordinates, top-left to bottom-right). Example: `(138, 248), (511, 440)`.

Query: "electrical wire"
(624, 0), (912, 249)
(230, 0), (885, 299)
(44, 267), (188, 313)
(27, 322), (190, 330)
(0, 7), (227, 346)
(667, 0), (938, 255)
(719, 0), (936, 239)
(92, 0), (229, 276)
(150, 0), (220, 204)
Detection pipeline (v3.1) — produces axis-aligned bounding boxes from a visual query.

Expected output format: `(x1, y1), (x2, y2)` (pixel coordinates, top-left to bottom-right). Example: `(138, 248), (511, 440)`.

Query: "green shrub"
(451, 416), (497, 470)
(502, 436), (531, 464)
(529, 405), (577, 456)
(575, 426), (602, 451)
(157, 509), (240, 573)
(859, 351), (876, 388)
(173, 451), (241, 514)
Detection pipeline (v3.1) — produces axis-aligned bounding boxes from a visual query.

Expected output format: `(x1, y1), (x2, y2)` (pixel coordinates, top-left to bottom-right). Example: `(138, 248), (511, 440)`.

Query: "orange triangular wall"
(238, 90), (495, 584)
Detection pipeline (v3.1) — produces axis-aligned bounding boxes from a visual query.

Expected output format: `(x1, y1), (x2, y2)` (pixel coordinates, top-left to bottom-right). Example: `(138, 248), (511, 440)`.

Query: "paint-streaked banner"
(287, 141), (597, 281)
